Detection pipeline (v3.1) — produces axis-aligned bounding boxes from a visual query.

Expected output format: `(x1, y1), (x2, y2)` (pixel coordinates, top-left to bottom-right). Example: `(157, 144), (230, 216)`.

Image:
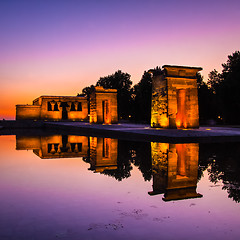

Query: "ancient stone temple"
(150, 65), (202, 129)
(89, 86), (118, 124)
(16, 96), (88, 121)
(149, 142), (202, 201)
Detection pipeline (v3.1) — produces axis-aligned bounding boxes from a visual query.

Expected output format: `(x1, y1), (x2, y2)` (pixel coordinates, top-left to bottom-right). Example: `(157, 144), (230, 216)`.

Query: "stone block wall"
(151, 75), (168, 128)
(16, 135), (89, 159)
(151, 65), (202, 129)
(16, 96), (88, 121)
(16, 105), (41, 120)
(89, 137), (118, 172)
(90, 86), (118, 124)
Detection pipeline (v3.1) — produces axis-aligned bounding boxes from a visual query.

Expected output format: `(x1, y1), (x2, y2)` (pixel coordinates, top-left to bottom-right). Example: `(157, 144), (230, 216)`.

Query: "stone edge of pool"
(1, 120), (240, 143)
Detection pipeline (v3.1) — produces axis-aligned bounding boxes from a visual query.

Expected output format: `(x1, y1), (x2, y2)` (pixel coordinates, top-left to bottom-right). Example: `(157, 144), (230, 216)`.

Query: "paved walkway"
(45, 122), (240, 143)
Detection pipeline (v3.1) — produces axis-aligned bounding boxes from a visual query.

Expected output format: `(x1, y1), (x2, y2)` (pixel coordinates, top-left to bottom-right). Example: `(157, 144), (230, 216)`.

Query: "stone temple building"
(16, 86), (118, 123)
(89, 86), (118, 124)
(16, 65), (201, 128)
(16, 96), (88, 121)
(150, 65), (202, 129)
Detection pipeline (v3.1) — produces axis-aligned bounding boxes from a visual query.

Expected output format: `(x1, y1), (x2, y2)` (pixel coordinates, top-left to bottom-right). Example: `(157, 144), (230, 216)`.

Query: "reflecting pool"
(0, 134), (240, 240)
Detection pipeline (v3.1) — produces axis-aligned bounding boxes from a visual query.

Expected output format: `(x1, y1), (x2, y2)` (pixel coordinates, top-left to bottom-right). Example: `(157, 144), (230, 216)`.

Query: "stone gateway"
(89, 86), (118, 124)
(150, 65), (202, 129)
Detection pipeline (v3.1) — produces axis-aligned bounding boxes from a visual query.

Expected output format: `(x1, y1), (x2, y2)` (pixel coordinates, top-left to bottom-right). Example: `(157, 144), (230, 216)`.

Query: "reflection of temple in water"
(149, 142), (202, 201)
(16, 136), (202, 201)
(16, 135), (89, 159)
(88, 137), (118, 172)
(16, 135), (118, 173)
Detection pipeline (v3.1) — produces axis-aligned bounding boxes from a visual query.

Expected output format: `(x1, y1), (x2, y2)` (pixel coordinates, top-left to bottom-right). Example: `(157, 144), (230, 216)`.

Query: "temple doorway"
(60, 102), (69, 120)
(102, 100), (110, 124)
(176, 89), (187, 128)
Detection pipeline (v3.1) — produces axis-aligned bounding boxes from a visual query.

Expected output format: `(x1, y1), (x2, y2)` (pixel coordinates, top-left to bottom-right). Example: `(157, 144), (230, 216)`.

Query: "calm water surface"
(0, 134), (240, 240)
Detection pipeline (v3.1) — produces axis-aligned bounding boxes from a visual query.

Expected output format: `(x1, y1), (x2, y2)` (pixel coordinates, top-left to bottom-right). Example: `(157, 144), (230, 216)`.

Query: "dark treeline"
(80, 51), (240, 125)
(199, 50), (240, 124)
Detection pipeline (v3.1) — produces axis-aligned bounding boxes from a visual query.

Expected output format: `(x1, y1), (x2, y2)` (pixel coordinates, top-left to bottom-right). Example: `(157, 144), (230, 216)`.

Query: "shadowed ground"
(1, 120), (240, 143)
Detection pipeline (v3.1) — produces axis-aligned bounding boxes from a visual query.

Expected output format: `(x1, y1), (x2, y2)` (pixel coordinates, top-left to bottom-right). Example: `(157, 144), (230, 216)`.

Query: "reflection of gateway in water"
(149, 143), (202, 201)
(88, 137), (118, 172)
(16, 135), (118, 173)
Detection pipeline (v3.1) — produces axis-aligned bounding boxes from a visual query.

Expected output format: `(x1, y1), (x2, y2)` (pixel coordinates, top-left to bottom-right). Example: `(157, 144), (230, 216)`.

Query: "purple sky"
(1, 0), (240, 118)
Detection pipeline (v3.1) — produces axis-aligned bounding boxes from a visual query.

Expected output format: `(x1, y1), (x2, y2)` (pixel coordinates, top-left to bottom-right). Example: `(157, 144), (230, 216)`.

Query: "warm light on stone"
(150, 65), (202, 129)
(16, 134), (119, 173)
(89, 137), (118, 172)
(16, 135), (89, 159)
(16, 96), (88, 121)
(149, 142), (202, 201)
(90, 86), (118, 124)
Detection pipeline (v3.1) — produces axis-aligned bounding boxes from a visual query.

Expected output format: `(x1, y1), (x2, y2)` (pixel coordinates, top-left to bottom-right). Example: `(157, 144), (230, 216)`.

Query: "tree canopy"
(132, 70), (153, 122)
(207, 51), (240, 124)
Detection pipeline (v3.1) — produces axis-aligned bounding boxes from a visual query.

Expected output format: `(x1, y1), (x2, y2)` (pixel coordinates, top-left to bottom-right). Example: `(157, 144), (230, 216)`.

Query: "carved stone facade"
(151, 65), (202, 129)
(90, 86), (118, 124)
(16, 96), (88, 121)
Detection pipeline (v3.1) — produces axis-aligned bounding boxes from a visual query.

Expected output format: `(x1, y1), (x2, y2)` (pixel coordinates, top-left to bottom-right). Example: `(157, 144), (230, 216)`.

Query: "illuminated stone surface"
(151, 65), (202, 129)
(16, 135), (89, 159)
(149, 142), (202, 201)
(90, 86), (118, 124)
(89, 137), (118, 172)
(16, 135), (118, 172)
(16, 96), (88, 121)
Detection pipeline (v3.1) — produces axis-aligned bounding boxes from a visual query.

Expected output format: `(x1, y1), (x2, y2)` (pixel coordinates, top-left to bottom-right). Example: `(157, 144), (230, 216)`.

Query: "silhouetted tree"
(197, 73), (216, 124)
(132, 67), (162, 123)
(80, 85), (95, 100)
(132, 71), (152, 123)
(207, 51), (240, 124)
(207, 69), (222, 94)
(220, 51), (240, 124)
(79, 85), (95, 113)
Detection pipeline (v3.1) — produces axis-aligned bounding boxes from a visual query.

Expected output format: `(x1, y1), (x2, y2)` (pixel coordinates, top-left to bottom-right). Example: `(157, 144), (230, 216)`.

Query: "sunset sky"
(1, 0), (240, 119)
